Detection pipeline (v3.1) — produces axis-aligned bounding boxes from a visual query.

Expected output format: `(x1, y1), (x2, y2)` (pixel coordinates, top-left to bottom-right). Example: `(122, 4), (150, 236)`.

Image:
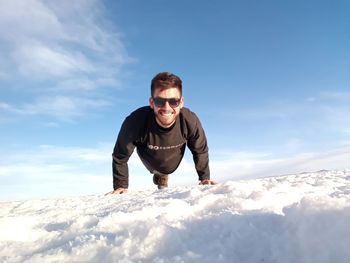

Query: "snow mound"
(1, 170), (350, 263)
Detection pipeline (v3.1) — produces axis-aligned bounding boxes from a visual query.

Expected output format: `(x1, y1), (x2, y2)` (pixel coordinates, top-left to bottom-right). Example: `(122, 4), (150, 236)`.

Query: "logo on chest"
(147, 142), (184, 151)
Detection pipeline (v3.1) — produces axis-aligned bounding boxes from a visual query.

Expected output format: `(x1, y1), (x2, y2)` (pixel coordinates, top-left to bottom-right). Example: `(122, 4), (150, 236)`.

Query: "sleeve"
(112, 116), (138, 189)
(186, 113), (210, 181)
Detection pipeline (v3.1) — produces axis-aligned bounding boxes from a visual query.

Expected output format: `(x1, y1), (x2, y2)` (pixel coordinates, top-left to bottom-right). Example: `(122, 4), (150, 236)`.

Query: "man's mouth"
(159, 111), (173, 116)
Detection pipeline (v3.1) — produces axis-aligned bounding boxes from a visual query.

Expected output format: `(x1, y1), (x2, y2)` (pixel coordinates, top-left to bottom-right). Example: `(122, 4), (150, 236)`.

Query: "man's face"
(149, 87), (184, 128)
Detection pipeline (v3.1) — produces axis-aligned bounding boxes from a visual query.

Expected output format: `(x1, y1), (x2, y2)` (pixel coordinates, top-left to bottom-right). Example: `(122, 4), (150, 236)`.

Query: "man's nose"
(162, 101), (172, 109)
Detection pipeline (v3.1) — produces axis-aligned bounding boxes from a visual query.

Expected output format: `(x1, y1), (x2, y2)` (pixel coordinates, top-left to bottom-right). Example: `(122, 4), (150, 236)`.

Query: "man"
(109, 72), (215, 194)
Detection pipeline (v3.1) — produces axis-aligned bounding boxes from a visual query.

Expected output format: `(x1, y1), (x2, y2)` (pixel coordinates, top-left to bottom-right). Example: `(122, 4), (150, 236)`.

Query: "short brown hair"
(151, 72), (182, 97)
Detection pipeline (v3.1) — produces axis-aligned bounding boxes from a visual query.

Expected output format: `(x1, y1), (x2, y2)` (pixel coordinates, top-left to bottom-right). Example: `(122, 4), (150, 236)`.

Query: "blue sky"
(0, 0), (349, 200)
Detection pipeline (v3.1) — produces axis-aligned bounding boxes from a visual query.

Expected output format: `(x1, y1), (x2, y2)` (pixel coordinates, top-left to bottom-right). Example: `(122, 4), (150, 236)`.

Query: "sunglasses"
(152, 97), (181, 108)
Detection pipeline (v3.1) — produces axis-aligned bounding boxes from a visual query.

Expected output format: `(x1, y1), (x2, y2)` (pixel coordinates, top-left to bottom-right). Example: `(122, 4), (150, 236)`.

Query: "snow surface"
(1, 170), (350, 263)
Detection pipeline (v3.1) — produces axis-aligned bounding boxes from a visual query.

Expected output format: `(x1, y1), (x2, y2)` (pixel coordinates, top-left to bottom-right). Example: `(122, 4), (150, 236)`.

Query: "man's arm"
(112, 116), (138, 190)
(186, 112), (211, 181)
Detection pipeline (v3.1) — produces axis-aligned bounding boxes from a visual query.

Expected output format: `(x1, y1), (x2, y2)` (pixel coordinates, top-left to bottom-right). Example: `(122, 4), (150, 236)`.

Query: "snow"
(1, 170), (350, 263)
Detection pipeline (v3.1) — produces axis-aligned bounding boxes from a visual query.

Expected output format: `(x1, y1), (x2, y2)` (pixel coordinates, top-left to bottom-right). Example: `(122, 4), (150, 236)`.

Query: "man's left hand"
(105, 188), (128, 195)
(199, 179), (217, 185)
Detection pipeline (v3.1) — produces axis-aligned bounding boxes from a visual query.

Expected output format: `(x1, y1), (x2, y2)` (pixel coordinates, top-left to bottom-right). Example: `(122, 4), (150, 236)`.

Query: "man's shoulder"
(180, 107), (199, 120)
(128, 106), (152, 119)
(122, 106), (152, 128)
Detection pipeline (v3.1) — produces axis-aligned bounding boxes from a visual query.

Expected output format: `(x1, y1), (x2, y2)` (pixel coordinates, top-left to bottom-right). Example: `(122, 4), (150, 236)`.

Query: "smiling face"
(149, 87), (184, 128)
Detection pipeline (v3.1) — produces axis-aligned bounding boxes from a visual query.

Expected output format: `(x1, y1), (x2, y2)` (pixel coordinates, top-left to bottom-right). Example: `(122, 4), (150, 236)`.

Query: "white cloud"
(0, 102), (11, 110)
(55, 78), (99, 91)
(0, 0), (63, 42)
(0, 143), (146, 199)
(1, 144), (106, 163)
(0, 144), (112, 182)
(211, 147), (350, 181)
(0, 0), (130, 81)
(55, 77), (121, 92)
(0, 0), (132, 121)
(321, 91), (350, 101)
(0, 71), (9, 80)
(0, 143), (200, 200)
(0, 143), (350, 201)
(217, 107), (289, 121)
(13, 42), (95, 78)
(214, 90), (350, 125)
(1, 96), (110, 121)
(1, 143), (350, 200)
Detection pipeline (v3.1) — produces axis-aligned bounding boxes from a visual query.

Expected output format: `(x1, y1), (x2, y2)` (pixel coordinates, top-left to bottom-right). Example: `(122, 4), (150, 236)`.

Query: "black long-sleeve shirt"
(112, 106), (210, 189)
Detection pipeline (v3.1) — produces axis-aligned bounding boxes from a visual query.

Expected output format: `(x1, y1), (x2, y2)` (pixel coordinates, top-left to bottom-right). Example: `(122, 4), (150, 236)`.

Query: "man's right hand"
(105, 188), (128, 195)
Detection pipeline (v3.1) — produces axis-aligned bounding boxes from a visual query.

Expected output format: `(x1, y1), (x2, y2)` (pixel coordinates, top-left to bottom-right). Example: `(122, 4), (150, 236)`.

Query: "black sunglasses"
(152, 97), (181, 108)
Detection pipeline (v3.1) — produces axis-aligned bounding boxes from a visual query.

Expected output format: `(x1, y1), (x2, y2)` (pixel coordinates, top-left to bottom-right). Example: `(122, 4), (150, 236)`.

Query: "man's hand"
(105, 188), (128, 195)
(199, 179), (217, 185)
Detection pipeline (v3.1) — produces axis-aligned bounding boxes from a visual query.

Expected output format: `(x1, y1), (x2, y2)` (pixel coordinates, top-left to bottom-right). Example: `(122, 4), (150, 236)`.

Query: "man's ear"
(180, 96), (184, 109)
(149, 97), (154, 109)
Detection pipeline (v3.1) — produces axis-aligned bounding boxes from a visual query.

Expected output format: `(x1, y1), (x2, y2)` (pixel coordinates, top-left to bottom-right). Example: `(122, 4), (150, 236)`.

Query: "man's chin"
(156, 116), (175, 128)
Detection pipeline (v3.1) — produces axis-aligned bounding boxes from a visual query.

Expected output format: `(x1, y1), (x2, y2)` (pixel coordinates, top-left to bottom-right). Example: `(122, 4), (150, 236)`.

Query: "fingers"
(105, 188), (128, 195)
(199, 179), (217, 185)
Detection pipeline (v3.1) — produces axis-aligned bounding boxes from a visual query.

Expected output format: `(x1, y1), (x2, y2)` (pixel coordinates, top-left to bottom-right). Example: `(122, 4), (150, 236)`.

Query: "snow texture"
(1, 170), (350, 263)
